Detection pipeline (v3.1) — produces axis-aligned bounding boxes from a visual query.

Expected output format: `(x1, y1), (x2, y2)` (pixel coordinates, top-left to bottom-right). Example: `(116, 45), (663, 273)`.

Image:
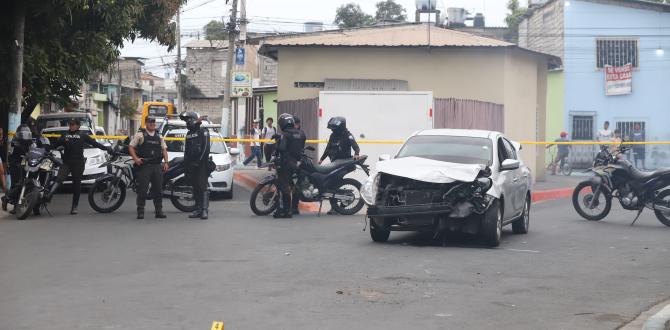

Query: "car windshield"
(164, 129), (228, 154)
(37, 116), (91, 133)
(43, 128), (97, 149)
(396, 135), (493, 165)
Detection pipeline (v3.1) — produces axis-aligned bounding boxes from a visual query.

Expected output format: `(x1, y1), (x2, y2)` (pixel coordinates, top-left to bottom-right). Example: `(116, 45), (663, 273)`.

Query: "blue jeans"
(243, 146), (262, 167)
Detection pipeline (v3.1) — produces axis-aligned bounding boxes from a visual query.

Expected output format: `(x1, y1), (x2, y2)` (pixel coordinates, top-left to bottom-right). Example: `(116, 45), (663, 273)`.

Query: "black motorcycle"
(14, 142), (62, 220)
(572, 144), (670, 226)
(250, 146), (369, 216)
(87, 142), (196, 213)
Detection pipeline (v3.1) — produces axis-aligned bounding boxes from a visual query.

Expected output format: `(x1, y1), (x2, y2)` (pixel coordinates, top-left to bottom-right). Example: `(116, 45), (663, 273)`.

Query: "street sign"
(231, 71), (252, 98)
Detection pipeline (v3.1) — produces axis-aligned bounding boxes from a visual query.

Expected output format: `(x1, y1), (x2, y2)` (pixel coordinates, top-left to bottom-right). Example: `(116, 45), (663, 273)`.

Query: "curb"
(644, 303), (670, 330)
(234, 172), (320, 213)
(236, 171), (575, 210)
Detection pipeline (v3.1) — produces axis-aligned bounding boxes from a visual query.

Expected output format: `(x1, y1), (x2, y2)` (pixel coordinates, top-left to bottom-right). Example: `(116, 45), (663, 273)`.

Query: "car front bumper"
(208, 168), (233, 192)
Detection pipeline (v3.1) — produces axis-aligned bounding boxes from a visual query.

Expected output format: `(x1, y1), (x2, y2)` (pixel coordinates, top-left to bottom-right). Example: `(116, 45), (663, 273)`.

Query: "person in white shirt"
(597, 121), (614, 142)
(242, 119), (262, 167)
(261, 117), (277, 162)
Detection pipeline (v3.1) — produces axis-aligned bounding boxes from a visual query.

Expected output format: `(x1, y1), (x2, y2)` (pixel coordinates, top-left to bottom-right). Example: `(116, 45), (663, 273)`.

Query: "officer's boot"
(70, 197), (79, 215)
(189, 191), (203, 218)
(200, 191), (209, 220)
(137, 208), (145, 220)
(1, 195), (8, 211)
(154, 199), (166, 219)
(45, 182), (61, 203)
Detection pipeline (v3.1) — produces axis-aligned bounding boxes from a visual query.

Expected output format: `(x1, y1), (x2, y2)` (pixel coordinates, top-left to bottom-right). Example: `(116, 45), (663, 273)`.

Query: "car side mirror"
(501, 159), (520, 171)
(379, 154), (391, 161)
(229, 148), (240, 156)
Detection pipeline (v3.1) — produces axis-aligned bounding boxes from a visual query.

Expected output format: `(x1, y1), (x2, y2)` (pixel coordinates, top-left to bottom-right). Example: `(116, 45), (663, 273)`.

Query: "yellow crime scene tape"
(8, 132), (668, 145)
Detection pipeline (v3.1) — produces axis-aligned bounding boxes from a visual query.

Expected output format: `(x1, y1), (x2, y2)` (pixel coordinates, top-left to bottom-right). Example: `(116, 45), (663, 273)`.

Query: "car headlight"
(361, 172), (380, 206)
(87, 155), (105, 167)
(216, 163), (231, 172)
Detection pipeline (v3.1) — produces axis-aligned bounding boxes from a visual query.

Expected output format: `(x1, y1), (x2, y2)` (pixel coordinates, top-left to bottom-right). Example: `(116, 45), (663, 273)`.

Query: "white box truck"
(318, 91), (434, 182)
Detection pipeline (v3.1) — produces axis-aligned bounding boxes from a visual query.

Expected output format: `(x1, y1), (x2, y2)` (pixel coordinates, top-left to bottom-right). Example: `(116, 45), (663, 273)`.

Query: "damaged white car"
(361, 129), (532, 247)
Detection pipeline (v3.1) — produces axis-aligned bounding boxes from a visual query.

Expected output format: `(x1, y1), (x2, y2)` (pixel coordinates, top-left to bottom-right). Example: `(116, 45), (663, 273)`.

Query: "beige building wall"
(275, 46), (548, 178)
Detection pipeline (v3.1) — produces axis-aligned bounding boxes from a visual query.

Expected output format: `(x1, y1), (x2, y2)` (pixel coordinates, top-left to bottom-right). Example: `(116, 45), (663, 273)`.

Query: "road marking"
(211, 321), (224, 330)
(504, 248), (540, 253)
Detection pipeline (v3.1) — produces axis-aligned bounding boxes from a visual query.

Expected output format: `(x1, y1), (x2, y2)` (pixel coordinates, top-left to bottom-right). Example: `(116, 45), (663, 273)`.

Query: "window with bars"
(616, 121), (645, 141)
(596, 39), (639, 69)
(571, 115), (594, 140)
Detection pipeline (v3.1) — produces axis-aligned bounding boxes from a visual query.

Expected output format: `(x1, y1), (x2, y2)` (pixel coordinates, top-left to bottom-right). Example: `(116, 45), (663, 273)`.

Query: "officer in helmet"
(319, 116), (360, 164)
(2, 125), (33, 213)
(274, 113), (306, 219)
(179, 111), (211, 220)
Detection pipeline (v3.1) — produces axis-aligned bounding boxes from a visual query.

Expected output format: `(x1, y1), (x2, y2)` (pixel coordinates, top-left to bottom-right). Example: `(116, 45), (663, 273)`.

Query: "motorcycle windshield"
(27, 148), (46, 166)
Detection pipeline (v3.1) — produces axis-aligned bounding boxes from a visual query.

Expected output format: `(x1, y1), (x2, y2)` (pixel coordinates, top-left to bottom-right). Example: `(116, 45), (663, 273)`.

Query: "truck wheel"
(370, 219), (390, 242)
(480, 199), (502, 247)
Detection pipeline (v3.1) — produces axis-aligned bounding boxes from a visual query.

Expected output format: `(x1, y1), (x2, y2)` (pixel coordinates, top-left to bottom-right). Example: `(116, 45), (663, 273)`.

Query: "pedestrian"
(273, 113), (305, 219)
(261, 117), (277, 163)
(631, 123), (646, 169)
(611, 128), (623, 154)
(242, 119), (263, 168)
(128, 117), (169, 219)
(48, 119), (112, 214)
(2, 125), (32, 213)
(0, 127), (7, 194)
(179, 111), (212, 220)
(547, 132), (571, 175)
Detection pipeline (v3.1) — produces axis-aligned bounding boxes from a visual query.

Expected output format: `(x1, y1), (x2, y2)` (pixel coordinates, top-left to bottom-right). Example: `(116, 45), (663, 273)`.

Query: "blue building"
(520, 0), (670, 167)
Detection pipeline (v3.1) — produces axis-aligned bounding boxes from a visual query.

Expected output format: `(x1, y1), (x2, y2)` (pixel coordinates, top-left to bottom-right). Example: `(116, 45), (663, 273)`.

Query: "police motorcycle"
(14, 138), (63, 220)
(87, 140), (196, 213)
(573, 142), (670, 226)
(250, 145), (370, 216)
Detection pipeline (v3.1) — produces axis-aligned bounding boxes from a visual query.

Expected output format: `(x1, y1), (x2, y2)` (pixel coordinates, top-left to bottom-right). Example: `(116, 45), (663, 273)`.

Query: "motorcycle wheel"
(170, 177), (197, 213)
(250, 178), (279, 216)
(15, 187), (40, 220)
(88, 178), (127, 213)
(572, 181), (611, 221)
(653, 190), (670, 227)
(329, 178), (364, 216)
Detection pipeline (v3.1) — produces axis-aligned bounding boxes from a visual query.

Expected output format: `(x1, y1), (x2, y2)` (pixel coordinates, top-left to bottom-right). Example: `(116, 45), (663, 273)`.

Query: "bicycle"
(546, 146), (573, 176)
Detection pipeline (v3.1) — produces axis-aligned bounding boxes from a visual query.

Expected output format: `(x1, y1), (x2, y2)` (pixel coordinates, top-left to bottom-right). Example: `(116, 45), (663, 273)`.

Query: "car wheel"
(512, 195), (530, 234)
(370, 219), (390, 242)
(480, 199), (502, 247)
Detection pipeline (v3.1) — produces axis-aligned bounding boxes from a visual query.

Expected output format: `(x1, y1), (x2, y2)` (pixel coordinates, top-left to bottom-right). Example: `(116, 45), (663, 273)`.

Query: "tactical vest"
(137, 131), (162, 164)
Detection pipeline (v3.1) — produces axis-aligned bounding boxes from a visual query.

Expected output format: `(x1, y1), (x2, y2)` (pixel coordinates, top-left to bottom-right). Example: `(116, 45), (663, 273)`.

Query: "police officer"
(319, 116), (360, 164)
(179, 111), (211, 220)
(48, 119), (112, 214)
(291, 116), (304, 215)
(129, 117), (169, 219)
(274, 113), (306, 219)
(2, 125), (33, 213)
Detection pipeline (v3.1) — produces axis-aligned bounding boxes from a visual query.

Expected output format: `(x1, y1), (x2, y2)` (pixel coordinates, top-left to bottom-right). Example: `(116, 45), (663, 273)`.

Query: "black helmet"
(15, 125), (32, 142)
(179, 111), (200, 130)
(327, 117), (346, 132)
(278, 113), (295, 130)
(293, 116), (301, 125)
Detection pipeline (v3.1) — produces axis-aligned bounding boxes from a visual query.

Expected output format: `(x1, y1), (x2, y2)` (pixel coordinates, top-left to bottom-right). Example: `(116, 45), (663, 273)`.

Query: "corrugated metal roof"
(261, 23), (514, 48)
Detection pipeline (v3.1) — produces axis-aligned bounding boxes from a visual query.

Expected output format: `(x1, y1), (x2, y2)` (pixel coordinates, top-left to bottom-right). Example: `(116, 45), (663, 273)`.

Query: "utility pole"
(223, 0), (239, 137)
(9, 1), (25, 130)
(176, 7), (183, 112)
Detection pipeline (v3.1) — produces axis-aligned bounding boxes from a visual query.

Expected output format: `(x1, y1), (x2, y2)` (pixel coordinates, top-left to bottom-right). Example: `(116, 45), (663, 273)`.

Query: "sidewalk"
(234, 168), (588, 212)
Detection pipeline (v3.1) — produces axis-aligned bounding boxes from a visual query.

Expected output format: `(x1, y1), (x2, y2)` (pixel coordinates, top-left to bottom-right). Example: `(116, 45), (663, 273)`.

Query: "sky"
(121, 0), (509, 78)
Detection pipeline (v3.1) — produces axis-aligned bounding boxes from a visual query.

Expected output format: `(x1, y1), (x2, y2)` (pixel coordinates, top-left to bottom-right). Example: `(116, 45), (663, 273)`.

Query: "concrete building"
(519, 0), (670, 168)
(259, 23), (558, 179)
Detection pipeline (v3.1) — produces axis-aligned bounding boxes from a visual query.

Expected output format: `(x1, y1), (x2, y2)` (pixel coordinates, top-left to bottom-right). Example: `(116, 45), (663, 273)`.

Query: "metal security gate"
(433, 98), (504, 132)
(277, 98), (318, 159)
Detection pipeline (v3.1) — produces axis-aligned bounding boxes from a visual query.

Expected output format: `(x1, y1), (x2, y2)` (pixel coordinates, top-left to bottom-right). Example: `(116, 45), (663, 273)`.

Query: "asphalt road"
(1, 185), (669, 330)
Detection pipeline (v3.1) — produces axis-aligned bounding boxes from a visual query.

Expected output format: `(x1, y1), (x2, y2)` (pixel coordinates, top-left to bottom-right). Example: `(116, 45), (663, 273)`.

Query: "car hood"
(167, 152), (232, 165)
(53, 148), (104, 159)
(375, 156), (485, 184)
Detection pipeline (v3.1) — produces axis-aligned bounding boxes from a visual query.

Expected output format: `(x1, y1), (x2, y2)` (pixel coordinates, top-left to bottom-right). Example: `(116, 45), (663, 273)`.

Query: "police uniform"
(130, 129), (168, 219)
(51, 128), (109, 214)
(320, 129), (360, 162)
(275, 124), (306, 218)
(184, 123), (211, 219)
(4, 129), (32, 211)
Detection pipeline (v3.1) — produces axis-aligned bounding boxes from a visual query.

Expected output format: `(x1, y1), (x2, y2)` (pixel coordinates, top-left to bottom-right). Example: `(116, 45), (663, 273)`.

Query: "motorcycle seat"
(630, 166), (670, 181)
(313, 159), (356, 174)
(169, 157), (184, 167)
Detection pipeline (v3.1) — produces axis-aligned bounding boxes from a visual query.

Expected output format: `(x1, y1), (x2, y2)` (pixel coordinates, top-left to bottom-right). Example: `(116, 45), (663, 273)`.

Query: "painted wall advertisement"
(231, 71), (252, 98)
(605, 63), (632, 96)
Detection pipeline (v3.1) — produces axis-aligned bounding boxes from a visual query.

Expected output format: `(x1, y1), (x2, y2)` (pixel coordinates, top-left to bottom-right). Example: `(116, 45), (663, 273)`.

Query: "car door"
(501, 138), (524, 218)
(496, 138), (518, 220)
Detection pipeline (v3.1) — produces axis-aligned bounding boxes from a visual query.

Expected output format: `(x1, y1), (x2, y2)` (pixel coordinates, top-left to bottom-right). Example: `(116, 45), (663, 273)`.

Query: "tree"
(375, 0), (407, 23)
(0, 0), (185, 124)
(120, 95), (138, 120)
(334, 3), (375, 29)
(504, 0), (527, 43)
(204, 20), (227, 40)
